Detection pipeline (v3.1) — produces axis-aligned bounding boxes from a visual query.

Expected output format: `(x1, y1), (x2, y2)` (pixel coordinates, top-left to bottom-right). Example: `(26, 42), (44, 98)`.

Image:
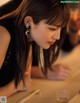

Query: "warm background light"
(0, 0), (10, 6)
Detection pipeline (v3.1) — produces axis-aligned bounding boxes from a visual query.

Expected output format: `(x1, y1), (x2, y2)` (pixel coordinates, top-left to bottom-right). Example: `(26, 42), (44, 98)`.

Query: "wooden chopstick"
(17, 89), (40, 103)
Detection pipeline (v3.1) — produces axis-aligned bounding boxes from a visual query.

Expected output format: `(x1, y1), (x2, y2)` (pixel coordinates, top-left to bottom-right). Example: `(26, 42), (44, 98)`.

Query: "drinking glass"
(56, 89), (70, 103)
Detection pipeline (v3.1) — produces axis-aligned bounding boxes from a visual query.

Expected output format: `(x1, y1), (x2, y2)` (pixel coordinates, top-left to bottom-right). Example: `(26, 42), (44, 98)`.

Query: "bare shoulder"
(0, 25), (11, 43)
(0, 26), (11, 67)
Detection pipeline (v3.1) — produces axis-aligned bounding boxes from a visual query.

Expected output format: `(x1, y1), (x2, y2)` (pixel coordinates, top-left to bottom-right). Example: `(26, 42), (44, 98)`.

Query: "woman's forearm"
(0, 76), (31, 97)
(0, 80), (17, 97)
(31, 66), (45, 78)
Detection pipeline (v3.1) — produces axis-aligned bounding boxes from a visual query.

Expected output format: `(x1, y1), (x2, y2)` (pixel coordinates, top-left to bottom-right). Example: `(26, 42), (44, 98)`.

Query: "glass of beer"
(56, 89), (70, 103)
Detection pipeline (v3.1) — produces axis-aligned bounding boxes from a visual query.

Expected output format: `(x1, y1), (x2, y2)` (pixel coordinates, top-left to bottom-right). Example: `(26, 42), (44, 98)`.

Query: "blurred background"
(0, 0), (10, 6)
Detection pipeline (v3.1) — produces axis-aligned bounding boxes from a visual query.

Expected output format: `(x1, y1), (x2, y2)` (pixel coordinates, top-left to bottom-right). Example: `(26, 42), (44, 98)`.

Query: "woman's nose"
(56, 33), (60, 40)
(53, 29), (61, 40)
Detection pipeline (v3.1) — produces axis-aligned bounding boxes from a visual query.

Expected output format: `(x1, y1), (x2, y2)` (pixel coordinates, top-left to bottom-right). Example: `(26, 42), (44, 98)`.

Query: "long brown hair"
(0, 0), (70, 86)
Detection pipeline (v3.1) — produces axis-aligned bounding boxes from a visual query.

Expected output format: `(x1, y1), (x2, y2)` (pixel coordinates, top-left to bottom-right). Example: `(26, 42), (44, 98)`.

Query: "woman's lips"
(48, 39), (56, 46)
(48, 41), (55, 45)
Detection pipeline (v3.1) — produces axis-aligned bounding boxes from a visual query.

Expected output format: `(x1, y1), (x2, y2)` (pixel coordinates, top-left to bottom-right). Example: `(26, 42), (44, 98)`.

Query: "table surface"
(8, 45), (80, 103)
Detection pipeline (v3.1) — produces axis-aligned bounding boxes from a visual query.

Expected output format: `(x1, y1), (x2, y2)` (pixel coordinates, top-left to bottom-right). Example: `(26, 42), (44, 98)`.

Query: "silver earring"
(25, 23), (31, 39)
(25, 29), (30, 38)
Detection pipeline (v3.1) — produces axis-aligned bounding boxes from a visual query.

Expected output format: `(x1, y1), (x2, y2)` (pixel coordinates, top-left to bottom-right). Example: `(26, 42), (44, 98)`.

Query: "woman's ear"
(24, 16), (34, 27)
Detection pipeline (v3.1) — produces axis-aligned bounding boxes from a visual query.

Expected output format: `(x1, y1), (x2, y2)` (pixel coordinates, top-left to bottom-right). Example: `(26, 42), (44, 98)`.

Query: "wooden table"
(8, 45), (80, 103)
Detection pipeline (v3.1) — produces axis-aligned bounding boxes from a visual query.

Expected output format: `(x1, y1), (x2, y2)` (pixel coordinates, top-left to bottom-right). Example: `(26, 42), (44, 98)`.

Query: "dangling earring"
(25, 23), (31, 39)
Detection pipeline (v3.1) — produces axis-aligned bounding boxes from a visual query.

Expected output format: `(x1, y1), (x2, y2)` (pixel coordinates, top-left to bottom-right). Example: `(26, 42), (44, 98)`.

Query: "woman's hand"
(17, 72), (31, 92)
(47, 64), (71, 80)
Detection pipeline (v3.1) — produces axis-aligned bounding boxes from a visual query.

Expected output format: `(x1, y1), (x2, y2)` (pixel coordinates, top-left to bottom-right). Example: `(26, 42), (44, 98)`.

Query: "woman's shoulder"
(0, 25), (11, 43)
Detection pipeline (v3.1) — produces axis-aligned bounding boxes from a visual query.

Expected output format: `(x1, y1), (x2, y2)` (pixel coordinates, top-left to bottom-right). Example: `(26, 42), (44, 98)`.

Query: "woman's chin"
(42, 45), (51, 49)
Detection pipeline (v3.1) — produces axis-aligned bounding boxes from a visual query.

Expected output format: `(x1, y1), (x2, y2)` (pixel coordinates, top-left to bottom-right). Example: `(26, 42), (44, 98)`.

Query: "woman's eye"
(49, 28), (57, 31)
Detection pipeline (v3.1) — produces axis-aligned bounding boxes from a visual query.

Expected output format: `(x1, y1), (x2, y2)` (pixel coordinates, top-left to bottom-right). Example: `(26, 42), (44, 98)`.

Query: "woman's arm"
(0, 80), (17, 97)
(31, 66), (45, 78)
(0, 78), (29, 97)
(0, 26), (11, 67)
(0, 26), (18, 96)
(31, 64), (71, 80)
(0, 26), (32, 96)
(0, 26), (29, 96)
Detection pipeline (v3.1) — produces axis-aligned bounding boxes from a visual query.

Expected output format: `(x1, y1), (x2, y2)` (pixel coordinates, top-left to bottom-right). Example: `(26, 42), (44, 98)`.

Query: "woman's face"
(31, 20), (61, 49)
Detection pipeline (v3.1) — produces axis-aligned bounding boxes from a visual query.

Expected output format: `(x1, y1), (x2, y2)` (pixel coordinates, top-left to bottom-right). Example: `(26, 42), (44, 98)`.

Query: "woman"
(0, 0), (69, 96)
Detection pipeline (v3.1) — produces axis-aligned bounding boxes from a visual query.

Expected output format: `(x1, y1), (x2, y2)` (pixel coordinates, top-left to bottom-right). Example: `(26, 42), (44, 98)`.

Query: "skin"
(24, 17), (61, 49)
(0, 17), (70, 97)
(0, 26), (31, 96)
(31, 21), (61, 49)
(25, 17), (71, 80)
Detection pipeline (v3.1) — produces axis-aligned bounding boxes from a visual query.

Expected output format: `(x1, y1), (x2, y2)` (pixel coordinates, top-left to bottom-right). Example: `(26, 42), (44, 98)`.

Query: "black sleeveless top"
(0, 18), (18, 87)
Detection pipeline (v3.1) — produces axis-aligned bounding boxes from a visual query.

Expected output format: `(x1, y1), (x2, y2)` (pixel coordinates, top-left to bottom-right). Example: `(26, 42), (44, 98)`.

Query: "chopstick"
(17, 89), (40, 103)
